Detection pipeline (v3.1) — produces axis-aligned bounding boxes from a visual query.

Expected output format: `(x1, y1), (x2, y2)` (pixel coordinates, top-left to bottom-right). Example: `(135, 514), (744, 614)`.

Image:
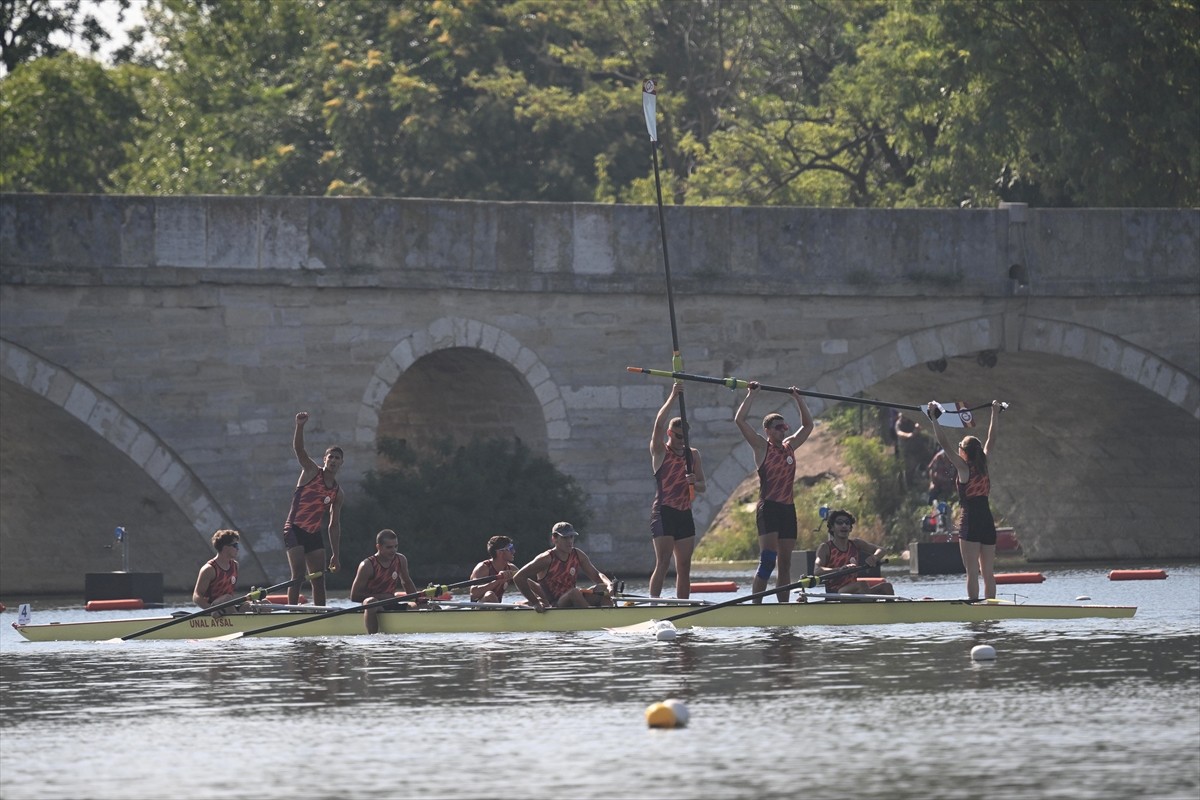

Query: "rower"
(193, 529), (243, 616)
(813, 510), (893, 597)
(512, 522), (616, 612)
(349, 529), (418, 633)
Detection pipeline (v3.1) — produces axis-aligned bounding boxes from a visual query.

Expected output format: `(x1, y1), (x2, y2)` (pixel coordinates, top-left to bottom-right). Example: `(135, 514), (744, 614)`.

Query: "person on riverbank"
(930, 400), (1004, 602)
(469, 535), (518, 603)
(281, 411), (344, 606)
(192, 529), (241, 616)
(513, 522), (616, 612)
(813, 510), (893, 596)
(649, 383), (706, 599)
(926, 448), (957, 504)
(349, 529), (418, 633)
(734, 382), (814, 603)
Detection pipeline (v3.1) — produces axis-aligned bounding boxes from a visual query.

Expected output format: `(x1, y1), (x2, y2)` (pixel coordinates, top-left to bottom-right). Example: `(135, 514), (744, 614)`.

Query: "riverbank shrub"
(332, 435), (591, 588)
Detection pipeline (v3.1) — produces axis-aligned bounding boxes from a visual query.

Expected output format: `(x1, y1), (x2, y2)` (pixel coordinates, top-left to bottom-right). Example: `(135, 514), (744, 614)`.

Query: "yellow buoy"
(645, 702), (678, 728)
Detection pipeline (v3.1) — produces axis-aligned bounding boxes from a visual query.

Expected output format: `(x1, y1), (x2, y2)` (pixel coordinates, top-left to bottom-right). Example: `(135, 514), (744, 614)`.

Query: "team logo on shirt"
(786, 456), (794, 465)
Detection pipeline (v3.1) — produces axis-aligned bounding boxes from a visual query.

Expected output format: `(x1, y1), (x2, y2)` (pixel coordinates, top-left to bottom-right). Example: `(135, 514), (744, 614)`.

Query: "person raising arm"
(930, 400), (1003, 602)
(649, 383), (706, 599)
(734, 383), (813, 603)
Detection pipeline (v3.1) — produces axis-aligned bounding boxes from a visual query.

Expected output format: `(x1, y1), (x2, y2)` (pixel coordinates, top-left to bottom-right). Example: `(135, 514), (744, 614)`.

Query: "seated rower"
(513, 522), (616, 612)
(813, 510), (893, 596)
(193, 529), (244, 616)
(469, 535), (518, 603)
(349, 529), (418, 633)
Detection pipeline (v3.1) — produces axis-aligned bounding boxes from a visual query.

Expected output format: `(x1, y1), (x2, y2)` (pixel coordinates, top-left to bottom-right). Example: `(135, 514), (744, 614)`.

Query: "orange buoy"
(265, 592), (307, 604)
(994, 572), (1045, 584)
(85, 598), (145, 611)
(690, 581), (738, 593)
(1108, 569), (1168, 581)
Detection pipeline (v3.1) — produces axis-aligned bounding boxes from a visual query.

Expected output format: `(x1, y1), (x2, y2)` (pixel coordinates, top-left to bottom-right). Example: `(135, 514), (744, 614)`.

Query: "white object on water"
(662, 698), (689, 727)
(971, 644), (997, 661)
(1076, 595), (1091, 601)
(654, 622), (678, 641)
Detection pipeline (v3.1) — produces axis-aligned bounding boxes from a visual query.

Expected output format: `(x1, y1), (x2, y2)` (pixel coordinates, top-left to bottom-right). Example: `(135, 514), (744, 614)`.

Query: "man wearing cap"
(513, 522), (616, 612)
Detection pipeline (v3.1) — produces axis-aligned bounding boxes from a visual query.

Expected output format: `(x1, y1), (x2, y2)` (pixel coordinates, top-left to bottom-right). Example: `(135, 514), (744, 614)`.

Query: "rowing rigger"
(627, 366), (1006, 427)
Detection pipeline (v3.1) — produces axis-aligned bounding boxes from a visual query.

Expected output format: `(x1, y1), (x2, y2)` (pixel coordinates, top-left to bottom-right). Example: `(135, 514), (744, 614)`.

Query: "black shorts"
(283, 525), (325, 554)
(959, 497), (997, 545)
(756, 500), (798, 540)
(651, 505), (696, 540)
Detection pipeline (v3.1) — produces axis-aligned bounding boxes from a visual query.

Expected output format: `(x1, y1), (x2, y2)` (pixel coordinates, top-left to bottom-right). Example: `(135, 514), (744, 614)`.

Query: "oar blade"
(606, 618), (664, 634)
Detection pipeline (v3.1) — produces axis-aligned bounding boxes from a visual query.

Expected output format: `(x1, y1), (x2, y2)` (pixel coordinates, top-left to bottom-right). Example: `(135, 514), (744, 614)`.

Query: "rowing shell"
(11, 599), (1136, 642)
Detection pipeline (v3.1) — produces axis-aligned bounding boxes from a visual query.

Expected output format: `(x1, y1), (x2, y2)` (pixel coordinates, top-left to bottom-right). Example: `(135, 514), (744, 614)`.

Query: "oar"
(607, 562), (880, 633)
(212, 575), (495, 640)
(642, 78), (694, 476)
(627, 366), (1004, 420)
(109, 572), (324, 642)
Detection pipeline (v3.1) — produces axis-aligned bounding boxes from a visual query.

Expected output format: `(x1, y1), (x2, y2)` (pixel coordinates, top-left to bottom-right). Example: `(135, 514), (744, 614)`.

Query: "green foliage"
(693, 499), (759, 561)
(336, 435), (591, 585)
(0, 52), (141, 192)
(1, 0), (124, 74)
(6, 0), (1196, 207)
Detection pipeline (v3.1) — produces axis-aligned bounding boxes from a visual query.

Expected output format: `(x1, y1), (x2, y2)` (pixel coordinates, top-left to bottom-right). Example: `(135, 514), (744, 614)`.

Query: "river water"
(1, 564), (1197, 800)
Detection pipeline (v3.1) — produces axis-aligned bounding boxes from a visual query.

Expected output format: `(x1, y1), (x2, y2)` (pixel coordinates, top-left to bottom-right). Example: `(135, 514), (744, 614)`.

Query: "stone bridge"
(1, 194), (1197, 593)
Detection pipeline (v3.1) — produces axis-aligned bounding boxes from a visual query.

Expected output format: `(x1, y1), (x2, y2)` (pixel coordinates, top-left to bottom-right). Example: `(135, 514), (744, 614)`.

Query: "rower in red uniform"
(813, 510), (892, 596)
(735, 382), (814, 603)
(649, 382), (706, 600)
(469, 535), (518, 603)
(281, 411), (345, 606)
(513, 522), (616, 612)
(349, 529), (418, 633)
(193, 529), (242, 616)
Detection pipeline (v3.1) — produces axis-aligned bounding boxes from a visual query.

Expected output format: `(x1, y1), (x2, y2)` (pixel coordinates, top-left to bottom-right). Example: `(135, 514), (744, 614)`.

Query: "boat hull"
(12, 599), (1137, 642)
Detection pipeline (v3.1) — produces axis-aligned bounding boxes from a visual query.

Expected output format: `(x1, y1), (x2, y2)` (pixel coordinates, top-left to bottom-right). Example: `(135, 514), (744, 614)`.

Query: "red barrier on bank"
(85, 598), (145, 611)
(691, 581), (738, 593)
(1108, 569), (1168, 581)
(995, 573), (1046, 584)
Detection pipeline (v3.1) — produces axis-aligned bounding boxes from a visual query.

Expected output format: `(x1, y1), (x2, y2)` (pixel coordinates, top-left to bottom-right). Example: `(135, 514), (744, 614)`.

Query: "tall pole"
(643, 78), (693, 473)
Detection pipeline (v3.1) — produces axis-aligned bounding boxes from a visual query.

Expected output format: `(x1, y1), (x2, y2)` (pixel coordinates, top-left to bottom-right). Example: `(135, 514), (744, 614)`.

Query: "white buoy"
(971, 644), (997, 661)
(1076, 595), (1091, 601)
(662, 698), (690, 727)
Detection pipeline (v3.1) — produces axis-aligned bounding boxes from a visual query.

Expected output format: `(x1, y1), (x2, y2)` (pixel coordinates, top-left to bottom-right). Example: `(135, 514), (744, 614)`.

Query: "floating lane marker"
(995, 572), (1045, 584)
(690, 581), (737, 593)
(1108, 569), (1168, 581)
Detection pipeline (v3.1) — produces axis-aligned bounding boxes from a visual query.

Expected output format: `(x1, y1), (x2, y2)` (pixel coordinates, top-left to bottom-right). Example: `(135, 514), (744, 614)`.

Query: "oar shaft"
(627, 366), (998, 415)
(120, 572), (320, 641)
(226, 576), (494, 639)
(660, 562), (877, 625)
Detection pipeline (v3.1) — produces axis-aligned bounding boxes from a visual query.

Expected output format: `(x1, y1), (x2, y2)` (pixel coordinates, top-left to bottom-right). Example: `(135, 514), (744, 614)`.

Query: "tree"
(0, 51), (139, 192)
(1, 0), (128, 75)
(338, 435), (592, 583)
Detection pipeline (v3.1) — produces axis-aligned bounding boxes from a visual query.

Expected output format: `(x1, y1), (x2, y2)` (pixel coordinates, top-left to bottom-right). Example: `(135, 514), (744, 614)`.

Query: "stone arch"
(697, 316), (1200, 545)
(355, 317), (568, 446)
(0, 338), (266, 589)
(1015, 315), (1199, 419)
